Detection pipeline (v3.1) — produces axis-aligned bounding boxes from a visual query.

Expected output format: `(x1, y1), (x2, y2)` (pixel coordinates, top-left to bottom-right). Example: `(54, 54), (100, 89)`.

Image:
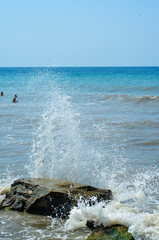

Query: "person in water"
(1, 92), (3, 96)
(12, 94), (18, 102)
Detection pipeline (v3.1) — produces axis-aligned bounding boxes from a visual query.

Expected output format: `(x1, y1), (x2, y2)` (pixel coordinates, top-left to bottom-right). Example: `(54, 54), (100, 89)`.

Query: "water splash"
(27, 73), (102, 186)
(65, 197), (159, 240)
(0, 166), (17, 193)
(64, 165), (159, 240)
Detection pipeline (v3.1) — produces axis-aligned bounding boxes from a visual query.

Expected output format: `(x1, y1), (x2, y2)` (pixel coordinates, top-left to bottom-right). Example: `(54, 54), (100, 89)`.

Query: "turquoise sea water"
(0, 67), (159, 240)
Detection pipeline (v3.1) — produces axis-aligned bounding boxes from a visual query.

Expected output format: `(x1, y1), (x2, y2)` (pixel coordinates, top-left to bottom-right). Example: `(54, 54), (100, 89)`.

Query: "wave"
(100, 94), (159, 103)
(142, 86), (159, 92)
(65, 167), (159, 240)
(65, 199), (159, 240)
(135, 95), (159, 102)
(106, 120), (159, 129)
(132, 140), (159, 147)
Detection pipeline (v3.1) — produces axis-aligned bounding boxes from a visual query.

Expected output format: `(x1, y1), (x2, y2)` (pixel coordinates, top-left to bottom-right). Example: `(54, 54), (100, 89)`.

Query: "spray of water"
(0, 166), (18, 193)
(26, 71), (102, 186)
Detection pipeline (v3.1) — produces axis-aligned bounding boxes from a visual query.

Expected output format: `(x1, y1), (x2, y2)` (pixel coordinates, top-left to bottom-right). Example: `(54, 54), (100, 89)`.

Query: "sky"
(0, 0), (159, 67)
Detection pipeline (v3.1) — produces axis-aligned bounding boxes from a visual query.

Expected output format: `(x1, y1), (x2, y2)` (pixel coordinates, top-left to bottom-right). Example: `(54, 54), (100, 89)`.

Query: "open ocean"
(0, 67), (159, 240)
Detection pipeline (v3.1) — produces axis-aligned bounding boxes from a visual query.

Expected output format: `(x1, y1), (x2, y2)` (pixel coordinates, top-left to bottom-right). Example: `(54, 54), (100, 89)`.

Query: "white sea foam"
(63, 163), (159, 240)
(65, 195), (159, 240)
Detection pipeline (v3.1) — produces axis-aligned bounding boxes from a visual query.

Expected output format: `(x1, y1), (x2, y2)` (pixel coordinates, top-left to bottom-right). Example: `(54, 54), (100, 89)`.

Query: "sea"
(0, 67), (159, 240)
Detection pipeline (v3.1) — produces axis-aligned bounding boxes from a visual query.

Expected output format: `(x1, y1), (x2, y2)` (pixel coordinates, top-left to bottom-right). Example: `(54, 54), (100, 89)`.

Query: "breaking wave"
(100, 94), (159, 103)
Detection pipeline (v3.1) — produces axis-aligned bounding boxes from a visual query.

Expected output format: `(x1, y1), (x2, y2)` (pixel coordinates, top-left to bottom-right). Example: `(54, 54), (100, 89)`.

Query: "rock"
(86, 224), (134, 240)
(1, 186), (11, 195)
(1, 178), (112, 218)
(0, 195), (6, 207)
(86, 220), (95, 230)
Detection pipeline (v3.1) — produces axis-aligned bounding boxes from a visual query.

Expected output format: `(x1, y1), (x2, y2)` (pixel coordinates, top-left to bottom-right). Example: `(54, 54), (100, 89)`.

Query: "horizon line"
(0, 65), (159, 68)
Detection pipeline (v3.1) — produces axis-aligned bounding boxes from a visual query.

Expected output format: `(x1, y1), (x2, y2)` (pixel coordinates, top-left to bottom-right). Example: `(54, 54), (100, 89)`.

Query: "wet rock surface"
(86, 224), (134, 240)
(1, 178), (112, 217)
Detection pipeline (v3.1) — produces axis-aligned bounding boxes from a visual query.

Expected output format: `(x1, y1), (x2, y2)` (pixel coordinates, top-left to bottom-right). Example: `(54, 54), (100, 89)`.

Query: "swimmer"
(12, 94), (18, 102)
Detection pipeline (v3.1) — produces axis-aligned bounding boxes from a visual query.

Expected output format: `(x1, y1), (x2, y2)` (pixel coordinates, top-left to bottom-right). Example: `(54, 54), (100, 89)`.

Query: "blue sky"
(0, 0), (159, 67)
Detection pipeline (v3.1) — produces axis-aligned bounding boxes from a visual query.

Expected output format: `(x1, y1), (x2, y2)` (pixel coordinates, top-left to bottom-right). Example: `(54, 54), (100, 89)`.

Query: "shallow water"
(0, 210), (90, 240)
(0, 67), (159, 239)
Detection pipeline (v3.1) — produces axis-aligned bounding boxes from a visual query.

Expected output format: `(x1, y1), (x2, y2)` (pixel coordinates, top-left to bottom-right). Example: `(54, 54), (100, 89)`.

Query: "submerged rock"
(1, 178), (112, 218)
(86, 224), (134, 240)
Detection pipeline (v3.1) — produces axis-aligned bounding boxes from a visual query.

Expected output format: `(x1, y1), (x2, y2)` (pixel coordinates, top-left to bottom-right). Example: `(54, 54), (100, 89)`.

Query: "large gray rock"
(1, 178), (112, 218)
